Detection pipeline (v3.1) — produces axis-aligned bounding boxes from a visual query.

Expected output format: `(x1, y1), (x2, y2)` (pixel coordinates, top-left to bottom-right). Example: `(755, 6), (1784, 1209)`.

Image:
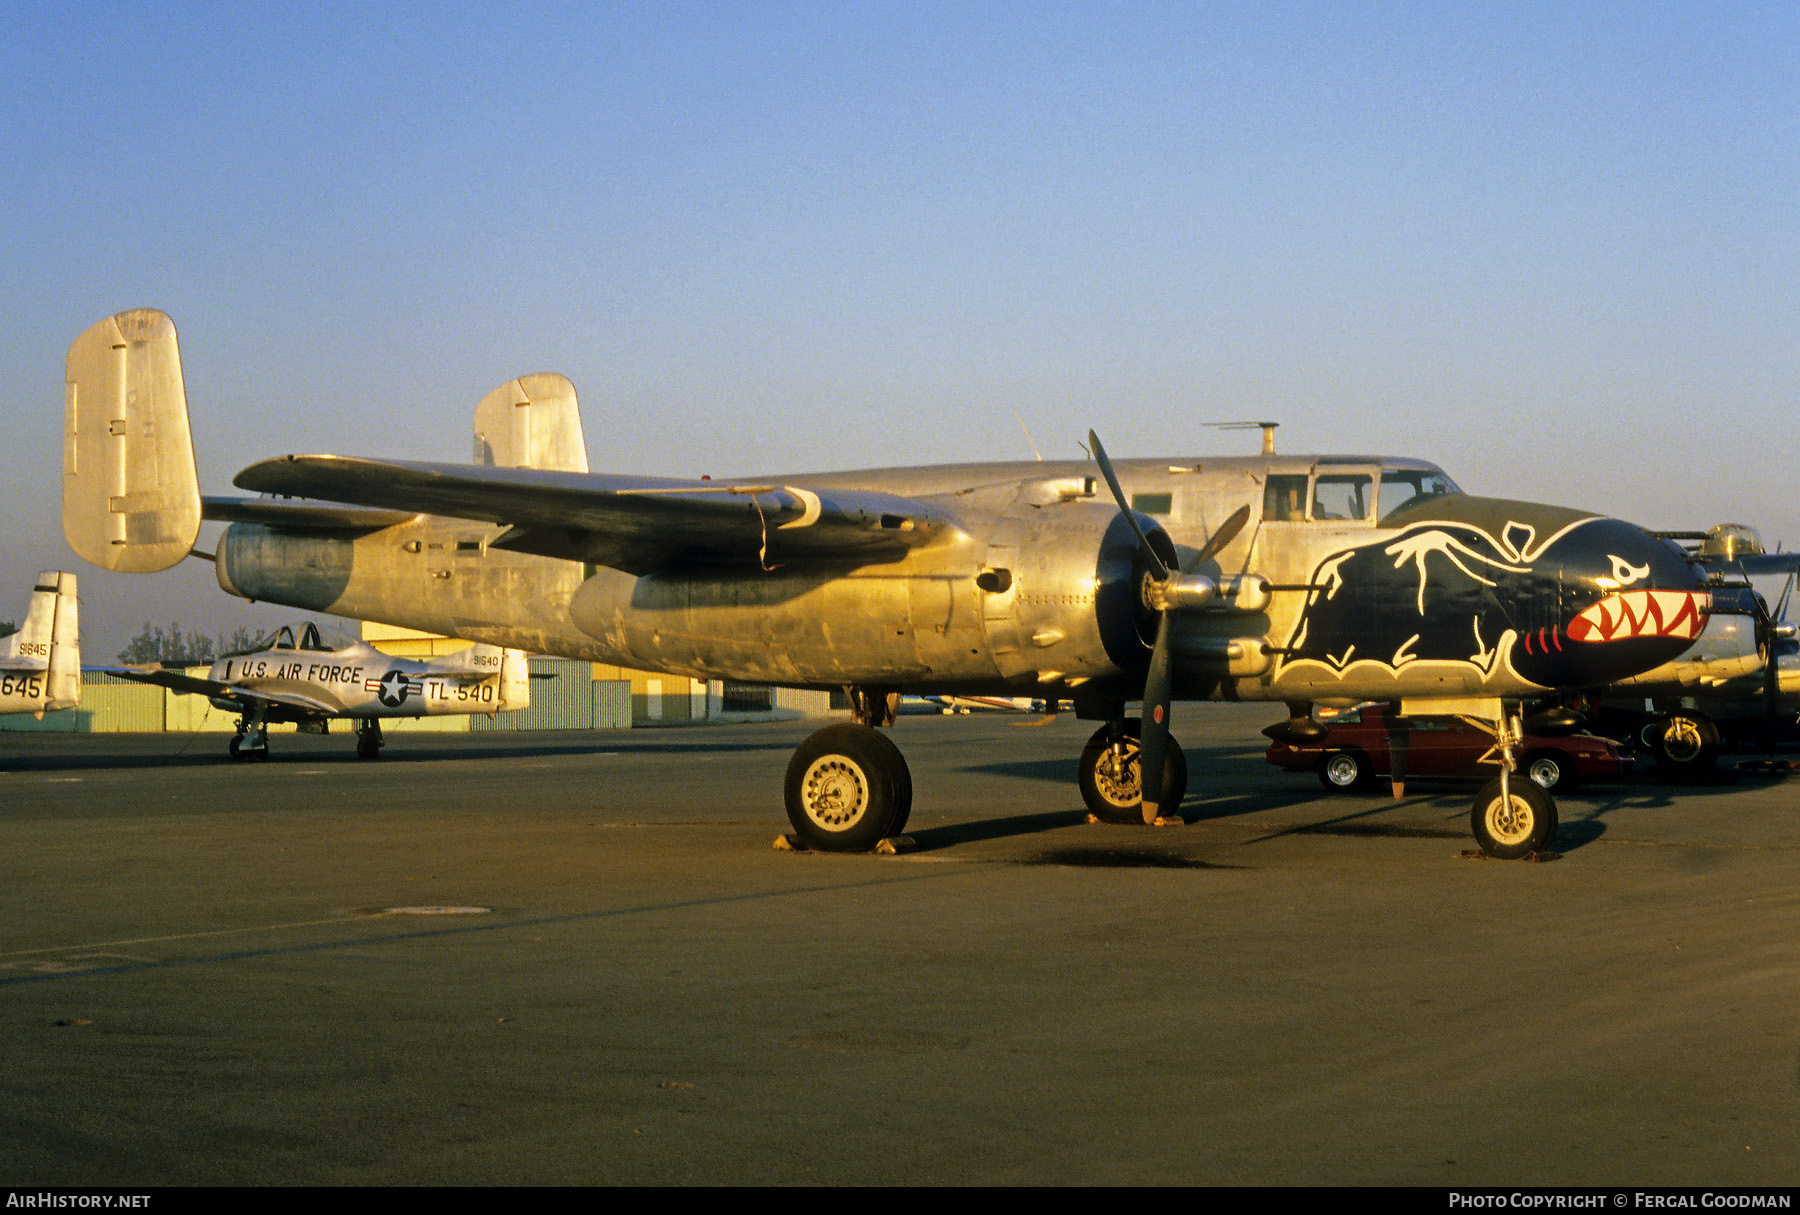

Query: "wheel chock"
(875, 836), (915, 854)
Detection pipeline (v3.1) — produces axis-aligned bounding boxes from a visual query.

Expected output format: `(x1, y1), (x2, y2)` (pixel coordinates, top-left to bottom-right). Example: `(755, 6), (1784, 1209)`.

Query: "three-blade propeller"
(1756, 572), (1796, 752)
(1088, 430), (1250, 822)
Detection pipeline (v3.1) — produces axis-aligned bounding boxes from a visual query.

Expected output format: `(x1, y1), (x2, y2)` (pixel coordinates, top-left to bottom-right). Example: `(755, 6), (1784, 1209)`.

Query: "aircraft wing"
(107, 668), (341, 716)
(202, 497), (420, 531)
(233, 456), (953, 574)
(1707, 552), (1800, 575)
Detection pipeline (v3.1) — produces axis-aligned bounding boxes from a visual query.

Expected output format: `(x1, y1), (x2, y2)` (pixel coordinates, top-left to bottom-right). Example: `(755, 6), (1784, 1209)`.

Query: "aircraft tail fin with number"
(0, 572), (80, 714)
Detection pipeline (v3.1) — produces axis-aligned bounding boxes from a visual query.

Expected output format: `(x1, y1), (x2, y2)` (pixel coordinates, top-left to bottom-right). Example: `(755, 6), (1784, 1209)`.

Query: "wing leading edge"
(232, 456), (955, 574)
(108, 667), (343, 716)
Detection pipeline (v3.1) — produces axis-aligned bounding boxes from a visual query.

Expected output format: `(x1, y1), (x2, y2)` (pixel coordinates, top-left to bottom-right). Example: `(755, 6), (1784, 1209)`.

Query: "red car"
(1265, 704), (1632, 793)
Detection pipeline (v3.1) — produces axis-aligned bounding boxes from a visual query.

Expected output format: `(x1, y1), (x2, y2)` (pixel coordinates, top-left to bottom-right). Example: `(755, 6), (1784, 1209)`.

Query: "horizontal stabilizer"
(64, 310), (201, 572)
(233, 456), (952, 575)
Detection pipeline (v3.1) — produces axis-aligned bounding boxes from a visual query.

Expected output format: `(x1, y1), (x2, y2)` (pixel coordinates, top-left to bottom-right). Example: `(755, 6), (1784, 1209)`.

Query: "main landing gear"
(227, 713), (386, 762)
(228, 713), (270, 762)
(782, 690), (1190, 852)
(784, 686), (914, 852)
(1646, 709), (1720, 775)
(1076, 719), (1187, 824)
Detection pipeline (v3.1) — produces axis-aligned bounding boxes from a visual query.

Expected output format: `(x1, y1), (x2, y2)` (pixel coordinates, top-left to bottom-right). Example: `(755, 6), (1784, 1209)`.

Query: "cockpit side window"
(1263, 475), (1309, 522)
(273, 626), (296, 650)
(1311, 474), (1372, 521)
(1378, 470), (1461, 524)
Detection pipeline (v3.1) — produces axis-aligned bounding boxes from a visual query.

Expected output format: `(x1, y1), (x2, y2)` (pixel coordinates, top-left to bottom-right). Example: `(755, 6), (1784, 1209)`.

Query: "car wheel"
(1524, 750), (1575, 792)
(1316, 749), (1373, 793)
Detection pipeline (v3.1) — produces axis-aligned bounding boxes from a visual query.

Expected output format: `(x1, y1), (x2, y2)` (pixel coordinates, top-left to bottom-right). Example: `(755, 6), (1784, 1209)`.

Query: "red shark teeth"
(1566, 590), (1711, 643)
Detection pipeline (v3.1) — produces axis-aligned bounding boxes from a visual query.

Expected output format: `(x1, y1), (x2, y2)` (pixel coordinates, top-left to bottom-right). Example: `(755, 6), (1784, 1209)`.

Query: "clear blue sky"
(2, 2), (1795, 656)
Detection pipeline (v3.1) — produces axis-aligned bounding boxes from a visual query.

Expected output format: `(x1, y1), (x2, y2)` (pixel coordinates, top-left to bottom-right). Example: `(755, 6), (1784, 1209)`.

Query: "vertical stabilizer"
(473, 373), (589, 473)
(44, 572), (79, 710)
(0, 572), (80, 715)
(64, 309), (201, 572)
(498, 646), (531, 712)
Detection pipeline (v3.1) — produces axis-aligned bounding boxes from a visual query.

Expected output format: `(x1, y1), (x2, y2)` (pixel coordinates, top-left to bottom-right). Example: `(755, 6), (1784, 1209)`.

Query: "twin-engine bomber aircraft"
(112, 622), (532, 760)
(64, 310), (1712, 857)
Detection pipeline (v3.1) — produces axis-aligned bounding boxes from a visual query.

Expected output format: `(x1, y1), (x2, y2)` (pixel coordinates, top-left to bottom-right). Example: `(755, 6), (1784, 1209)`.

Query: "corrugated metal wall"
(472, 659), (624, 731)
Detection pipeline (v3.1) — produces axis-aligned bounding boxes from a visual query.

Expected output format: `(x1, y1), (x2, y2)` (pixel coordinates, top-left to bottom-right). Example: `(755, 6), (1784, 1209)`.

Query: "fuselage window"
(1264, 475), (1309, 522)
(1131, 492), (1173, 515)
(1311, 474), (1372, 521)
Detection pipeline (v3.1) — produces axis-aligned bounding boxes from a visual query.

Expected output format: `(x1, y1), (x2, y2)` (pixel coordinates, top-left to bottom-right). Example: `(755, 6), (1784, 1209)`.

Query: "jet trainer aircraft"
(0, 572), (79, 718)
(64, 309), (1713, 858)
(111, 622), (532, 760)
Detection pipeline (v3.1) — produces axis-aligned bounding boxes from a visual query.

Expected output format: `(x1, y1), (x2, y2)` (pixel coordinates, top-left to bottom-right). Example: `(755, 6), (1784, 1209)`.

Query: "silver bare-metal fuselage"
(214, 454), (1706, 711)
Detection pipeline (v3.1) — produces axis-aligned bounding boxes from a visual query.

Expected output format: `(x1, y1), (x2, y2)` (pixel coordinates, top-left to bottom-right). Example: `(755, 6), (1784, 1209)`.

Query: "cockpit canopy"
(1261, 459), (1461, 526)
(224, 622), (359, 656)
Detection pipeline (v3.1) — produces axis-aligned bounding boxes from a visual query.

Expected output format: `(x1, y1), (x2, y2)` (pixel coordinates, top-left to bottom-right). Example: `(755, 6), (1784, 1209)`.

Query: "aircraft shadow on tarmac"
(955, 744), (1795, 856)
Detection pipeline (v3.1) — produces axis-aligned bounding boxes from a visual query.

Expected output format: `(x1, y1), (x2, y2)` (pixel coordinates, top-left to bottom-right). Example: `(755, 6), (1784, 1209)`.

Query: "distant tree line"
(117, 622), (268, 666)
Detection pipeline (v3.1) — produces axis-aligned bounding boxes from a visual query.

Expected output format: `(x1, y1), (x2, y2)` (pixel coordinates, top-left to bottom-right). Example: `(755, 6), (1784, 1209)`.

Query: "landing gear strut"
(229, 711), (270, 762)
(1469, 704), (1559, 858)
(1076, 719), (1188, 824)
(356, 718), (384, 761)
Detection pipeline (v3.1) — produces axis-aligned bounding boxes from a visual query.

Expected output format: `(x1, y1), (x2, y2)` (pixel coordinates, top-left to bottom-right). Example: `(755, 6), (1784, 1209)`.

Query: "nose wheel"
(1469, 703), (1559, 858)
(1471, 776), (1557, 859)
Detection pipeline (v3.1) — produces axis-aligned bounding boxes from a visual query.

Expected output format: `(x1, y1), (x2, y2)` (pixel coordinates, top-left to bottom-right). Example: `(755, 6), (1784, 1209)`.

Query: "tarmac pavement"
(2, 705), (1797, 1185)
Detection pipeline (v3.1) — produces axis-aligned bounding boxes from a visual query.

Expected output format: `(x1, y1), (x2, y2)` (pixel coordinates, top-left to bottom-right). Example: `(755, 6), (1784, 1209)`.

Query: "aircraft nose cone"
(1511, 518), (1708, 687)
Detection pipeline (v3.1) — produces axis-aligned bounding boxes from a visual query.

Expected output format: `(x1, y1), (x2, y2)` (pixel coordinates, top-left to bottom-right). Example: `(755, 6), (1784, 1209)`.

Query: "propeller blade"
(1139, 609), (1175, 824)
(1763, 592), (1781, 755)
(1184, 504), (1251, 573)
(1088, 430), (1168, 581)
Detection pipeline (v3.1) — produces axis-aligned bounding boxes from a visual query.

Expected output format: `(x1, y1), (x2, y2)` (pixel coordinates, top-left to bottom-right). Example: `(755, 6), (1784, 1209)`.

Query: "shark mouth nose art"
(1566, 590), (1711, 643)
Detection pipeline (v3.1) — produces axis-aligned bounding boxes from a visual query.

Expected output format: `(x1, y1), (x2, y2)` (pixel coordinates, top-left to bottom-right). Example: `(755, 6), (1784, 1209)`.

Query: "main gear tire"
(1077, 720), (1188, 823)
(1650, 711), (1719, 773)
(784, 724), (912, 852)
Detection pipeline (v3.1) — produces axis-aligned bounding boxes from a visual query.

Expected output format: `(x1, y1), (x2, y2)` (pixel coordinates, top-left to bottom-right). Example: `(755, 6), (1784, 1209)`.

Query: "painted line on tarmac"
(0, 872), (958, 987)
(0, 912), (392, 958)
